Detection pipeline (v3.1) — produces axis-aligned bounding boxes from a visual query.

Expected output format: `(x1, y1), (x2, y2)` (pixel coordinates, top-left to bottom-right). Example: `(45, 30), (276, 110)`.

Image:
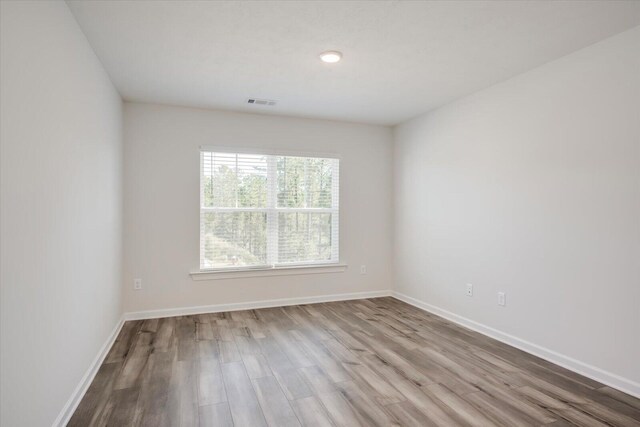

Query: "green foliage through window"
(200, 151), (339, 269)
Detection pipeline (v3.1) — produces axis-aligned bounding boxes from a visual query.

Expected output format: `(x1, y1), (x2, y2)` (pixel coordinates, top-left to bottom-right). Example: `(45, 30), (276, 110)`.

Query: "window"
(200, 150), (339, 270)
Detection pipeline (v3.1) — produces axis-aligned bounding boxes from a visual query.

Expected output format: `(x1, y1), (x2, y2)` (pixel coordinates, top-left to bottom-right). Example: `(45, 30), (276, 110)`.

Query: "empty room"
(1, 0), (640, 426)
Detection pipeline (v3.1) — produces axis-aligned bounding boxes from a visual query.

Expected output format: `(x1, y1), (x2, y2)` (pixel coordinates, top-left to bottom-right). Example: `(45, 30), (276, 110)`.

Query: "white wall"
(123, 103), (393, 313)
(0, 2), (123, 426)
(394, 26), (640, 391)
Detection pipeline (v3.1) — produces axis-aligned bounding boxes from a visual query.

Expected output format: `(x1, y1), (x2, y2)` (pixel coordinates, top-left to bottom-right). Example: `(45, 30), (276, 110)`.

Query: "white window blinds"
(200, 151), (339, 270)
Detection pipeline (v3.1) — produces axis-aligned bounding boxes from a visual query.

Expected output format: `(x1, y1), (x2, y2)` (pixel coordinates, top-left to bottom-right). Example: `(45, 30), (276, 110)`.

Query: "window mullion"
(331, 158), (340, 262)
(200, 152), (205, 269)
(266, 155), (278, 266)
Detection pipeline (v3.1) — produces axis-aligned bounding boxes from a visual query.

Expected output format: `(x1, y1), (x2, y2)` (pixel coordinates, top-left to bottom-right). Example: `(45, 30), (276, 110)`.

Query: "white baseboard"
(124, 290), (393, 321)
(392, 291), (640, 399)
(53, 315), (125, 427)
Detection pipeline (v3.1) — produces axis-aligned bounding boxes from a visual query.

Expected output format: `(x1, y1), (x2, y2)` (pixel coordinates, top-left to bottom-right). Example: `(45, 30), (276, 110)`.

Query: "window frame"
(199, 146), (340, 272)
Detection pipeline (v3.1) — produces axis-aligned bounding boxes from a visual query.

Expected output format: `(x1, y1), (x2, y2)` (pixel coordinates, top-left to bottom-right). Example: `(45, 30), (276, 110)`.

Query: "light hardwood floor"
(69, 297), (640, 426)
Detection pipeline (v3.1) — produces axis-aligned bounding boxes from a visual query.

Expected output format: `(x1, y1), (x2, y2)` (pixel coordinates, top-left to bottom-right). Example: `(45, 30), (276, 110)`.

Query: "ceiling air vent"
(247, 98), (277, 106)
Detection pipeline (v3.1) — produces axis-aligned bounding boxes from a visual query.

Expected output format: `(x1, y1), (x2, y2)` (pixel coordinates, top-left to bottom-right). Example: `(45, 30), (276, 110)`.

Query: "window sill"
(189, 263), (348, 281)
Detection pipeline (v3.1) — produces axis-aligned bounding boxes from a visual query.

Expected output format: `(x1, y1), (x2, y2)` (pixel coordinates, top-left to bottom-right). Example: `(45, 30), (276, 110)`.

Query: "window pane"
(278, 212), (332, 263)
(237, 154), (267, 208)
(202, 212), (267, 268)
(202, 152), (267, 208)
(277, 156), (333, 208)
(306, 158), (334, 208)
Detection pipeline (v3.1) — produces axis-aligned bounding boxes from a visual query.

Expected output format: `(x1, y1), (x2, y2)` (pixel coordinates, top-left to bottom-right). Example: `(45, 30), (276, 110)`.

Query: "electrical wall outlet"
(466, 283), (473, 297)
(498, 292), (506, 306)
(134, 278), (142, 290)
(360, 265), (367, 274)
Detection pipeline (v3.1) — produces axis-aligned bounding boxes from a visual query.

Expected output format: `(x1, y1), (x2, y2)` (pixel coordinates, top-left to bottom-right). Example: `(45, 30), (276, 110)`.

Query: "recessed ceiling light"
(319, 51), (342, 63)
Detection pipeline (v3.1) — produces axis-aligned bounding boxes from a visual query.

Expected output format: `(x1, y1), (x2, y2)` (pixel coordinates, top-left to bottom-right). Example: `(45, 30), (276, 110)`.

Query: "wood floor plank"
(198, 338), (219, 360)
(258, 336), (296, 373)
(167, 359), (199, 427)
(218, 339), (241, 363)
(199, 402), (233, 427)
(245, 317), (268, 338)
(386, 400), (439, 427)
(153, 317), (175, 353)
(269, 326), (315, 368)
(466, 382), (557, 424)
(517, 386), (609, 427)
(298, 365), (337, 395)
(136, 349), (175, 427)
(317, 390), (364, 427)
(83, 385), (139, 426)
(273, 367), (314, 400)
(252, 375), (301, 427)
(291, 396), (335, 427)
(113, 332), (153, 390)
(70, 297), (640, 426)
(342, 362), (405, 406)
(361, 350), (433, 388)
(333, 380), (399, 426)
(242, 353), (272, 379)
(291, 330), (351, 383)
(597, 386), (640, 418)
(213, 323), (235, 342)
(104, 320), (142, 363)
(220, 361), (268, 427)
(463, 389), (542, 426)
(67, 362), (121, 427)
(235, 334), (263, 355)
(198, 358), (226, 406)
(196, 318), (214, 341)
(390, 378), (468, 425)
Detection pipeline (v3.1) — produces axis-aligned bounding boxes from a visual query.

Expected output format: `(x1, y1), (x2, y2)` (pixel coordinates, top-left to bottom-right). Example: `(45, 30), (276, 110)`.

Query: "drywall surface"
(0, 2), (123, 425)
(394, 27), (640, 386)
(123, 102), (393, 313)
